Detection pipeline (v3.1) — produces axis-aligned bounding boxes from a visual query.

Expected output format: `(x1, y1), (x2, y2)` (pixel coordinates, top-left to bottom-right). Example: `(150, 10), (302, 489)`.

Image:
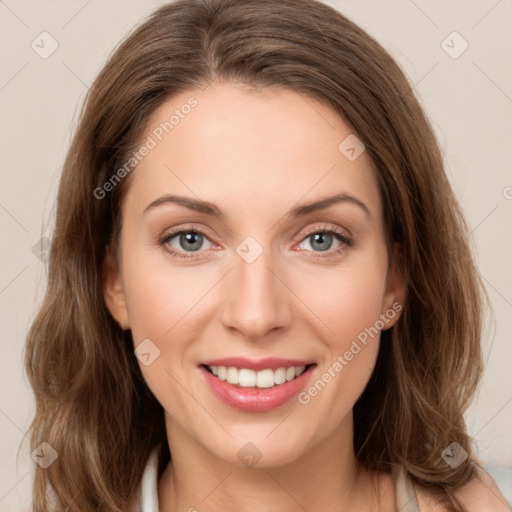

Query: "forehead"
(124, 82), (382, 222)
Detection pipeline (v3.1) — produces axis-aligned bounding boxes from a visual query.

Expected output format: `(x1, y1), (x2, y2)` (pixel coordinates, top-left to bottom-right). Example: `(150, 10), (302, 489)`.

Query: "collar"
(138, 446), (161, 512)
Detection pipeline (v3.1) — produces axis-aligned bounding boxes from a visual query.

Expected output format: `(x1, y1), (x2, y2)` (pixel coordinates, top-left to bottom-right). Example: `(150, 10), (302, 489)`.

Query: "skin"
(102, 83), (507, 511)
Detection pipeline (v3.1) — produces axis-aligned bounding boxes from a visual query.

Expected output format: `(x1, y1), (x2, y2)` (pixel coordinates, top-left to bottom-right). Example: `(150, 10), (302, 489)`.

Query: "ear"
(380, 243), (406, 330)
(101, 248), (131, 330)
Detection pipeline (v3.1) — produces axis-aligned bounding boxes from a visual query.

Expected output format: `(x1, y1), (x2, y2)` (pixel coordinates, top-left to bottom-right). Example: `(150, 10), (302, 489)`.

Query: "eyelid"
(296, 223), (352, 241)
(159, 223), (217, 243)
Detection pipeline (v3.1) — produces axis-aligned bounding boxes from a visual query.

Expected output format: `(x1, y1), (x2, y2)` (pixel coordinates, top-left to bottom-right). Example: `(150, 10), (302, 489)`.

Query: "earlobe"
(381, 243), (407, 330)
(101, 248), (131, 330)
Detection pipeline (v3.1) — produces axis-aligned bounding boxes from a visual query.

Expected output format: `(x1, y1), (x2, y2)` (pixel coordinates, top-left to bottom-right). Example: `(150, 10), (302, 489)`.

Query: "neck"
(157, 413), (388, 512)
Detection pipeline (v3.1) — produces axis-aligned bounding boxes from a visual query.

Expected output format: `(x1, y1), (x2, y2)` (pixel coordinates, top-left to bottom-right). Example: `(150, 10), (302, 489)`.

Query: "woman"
(24, 0), (511, 510)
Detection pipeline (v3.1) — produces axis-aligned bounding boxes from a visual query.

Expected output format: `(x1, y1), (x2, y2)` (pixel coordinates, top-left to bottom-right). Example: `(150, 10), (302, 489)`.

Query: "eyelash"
(158, 224), (354, 260)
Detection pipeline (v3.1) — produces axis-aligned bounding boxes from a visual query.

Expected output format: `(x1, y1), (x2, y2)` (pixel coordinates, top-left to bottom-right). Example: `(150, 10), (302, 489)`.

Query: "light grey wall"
(1, 1), (510, 510)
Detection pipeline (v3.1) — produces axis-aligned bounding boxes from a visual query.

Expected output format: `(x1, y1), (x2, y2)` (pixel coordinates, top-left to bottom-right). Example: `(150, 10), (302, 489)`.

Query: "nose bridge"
(221, 238), (290, 339)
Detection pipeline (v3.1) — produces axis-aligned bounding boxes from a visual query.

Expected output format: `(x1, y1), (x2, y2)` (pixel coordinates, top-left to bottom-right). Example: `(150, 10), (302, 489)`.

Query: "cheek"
(293, 257), (388, 346)
(122, 250), (214, 344)
(291, 256), (388, 413)
(121, 251), (215, 414)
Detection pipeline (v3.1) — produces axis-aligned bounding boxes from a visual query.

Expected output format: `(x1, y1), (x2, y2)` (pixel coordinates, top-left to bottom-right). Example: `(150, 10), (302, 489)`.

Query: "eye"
(159, 228), (214, 259)
(297, 225), (353, 258)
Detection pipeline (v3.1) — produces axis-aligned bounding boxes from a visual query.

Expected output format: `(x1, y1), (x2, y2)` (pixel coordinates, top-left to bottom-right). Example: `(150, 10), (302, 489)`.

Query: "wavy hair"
(24, 0), (486, 510)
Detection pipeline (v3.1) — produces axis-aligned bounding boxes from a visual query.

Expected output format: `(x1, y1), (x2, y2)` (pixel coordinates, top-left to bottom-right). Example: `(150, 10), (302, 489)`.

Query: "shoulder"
(414, 465), (510, 512)
(453, 465), (511, 511)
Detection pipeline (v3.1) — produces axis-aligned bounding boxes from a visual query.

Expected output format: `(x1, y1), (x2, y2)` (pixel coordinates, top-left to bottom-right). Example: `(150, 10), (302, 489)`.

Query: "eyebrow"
(143, 192), (370, 219)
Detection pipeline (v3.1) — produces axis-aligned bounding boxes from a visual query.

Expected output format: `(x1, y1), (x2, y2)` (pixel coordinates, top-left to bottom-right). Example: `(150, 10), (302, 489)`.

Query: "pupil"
(311, 232), (332, 252)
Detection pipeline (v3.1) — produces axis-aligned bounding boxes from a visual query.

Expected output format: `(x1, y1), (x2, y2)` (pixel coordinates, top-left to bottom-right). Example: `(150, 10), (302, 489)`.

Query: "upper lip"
(200, 357), (315, 371)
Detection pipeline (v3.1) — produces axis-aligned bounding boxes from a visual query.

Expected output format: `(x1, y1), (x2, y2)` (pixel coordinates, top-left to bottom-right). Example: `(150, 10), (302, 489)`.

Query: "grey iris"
(310, 232), (333, 252)
(180, 232), (203, 251)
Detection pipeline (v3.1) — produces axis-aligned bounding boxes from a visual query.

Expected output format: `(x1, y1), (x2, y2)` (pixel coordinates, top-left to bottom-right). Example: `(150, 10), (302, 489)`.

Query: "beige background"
(1, 1), (511, 509)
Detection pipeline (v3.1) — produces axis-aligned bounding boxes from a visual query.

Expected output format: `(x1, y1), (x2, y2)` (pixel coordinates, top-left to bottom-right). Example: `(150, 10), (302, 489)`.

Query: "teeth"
(239, 368), (256, 387)
(274, 367), (286, 385)
(226, 366), (239, 384)
(217, 366), (226, 380)
(207, 365), (307, 388)
(256, 369), (274, 388)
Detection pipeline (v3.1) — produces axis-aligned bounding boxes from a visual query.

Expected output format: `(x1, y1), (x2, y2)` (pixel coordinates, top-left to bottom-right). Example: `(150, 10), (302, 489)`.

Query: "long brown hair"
(24, 0), (486, 510)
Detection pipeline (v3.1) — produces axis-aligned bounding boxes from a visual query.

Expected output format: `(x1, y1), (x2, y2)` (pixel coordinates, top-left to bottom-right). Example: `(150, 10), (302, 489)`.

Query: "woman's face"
(103, 82), (405, 467)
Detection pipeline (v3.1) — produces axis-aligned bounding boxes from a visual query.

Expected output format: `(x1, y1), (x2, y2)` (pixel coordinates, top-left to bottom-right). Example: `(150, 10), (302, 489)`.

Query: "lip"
(199, 363), (316, 412)
(200, 357), (315, 371)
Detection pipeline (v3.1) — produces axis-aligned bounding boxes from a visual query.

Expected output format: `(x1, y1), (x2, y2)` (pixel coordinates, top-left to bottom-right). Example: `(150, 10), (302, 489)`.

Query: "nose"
(220, 248), (292, 341)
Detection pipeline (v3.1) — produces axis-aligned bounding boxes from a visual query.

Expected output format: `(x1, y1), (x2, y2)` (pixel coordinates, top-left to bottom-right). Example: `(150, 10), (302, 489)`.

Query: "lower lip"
(199, 365), (315, 412)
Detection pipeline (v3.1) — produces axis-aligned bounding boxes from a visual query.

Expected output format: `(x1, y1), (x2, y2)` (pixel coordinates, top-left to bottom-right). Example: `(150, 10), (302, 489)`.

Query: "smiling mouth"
(201, 364), (316, 389)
